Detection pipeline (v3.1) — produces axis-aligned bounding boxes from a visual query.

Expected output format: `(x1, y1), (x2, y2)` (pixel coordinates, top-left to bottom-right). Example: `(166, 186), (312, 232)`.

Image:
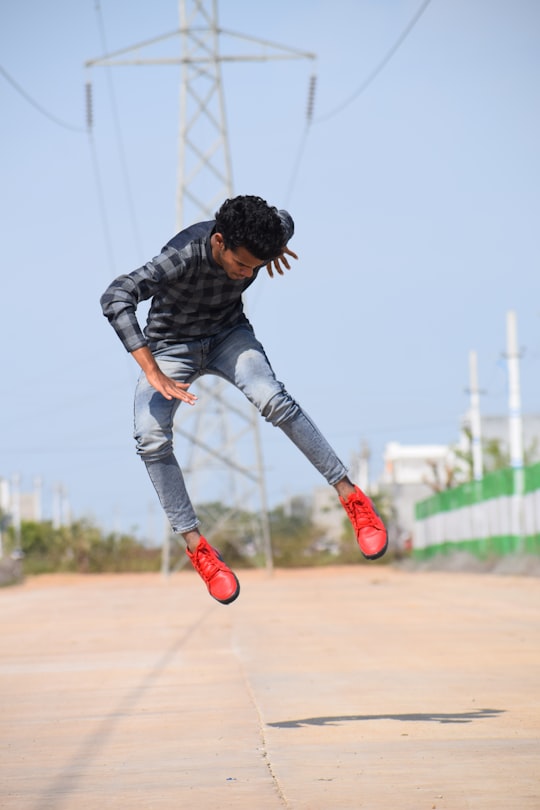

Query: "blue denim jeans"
(133, 324), (347, 534)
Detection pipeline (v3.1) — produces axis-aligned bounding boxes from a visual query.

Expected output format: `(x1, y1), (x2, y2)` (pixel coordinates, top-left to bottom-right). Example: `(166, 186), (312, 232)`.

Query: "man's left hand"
(266, 246), (298, 278)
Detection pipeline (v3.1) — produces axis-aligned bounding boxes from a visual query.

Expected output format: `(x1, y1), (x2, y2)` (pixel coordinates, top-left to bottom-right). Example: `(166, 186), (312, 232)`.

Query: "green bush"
(4, 520), (161, 575)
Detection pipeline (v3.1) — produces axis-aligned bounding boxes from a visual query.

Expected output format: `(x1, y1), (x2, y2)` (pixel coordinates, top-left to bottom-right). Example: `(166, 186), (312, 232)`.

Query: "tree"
(3, 519), (161, 575)
(426, 427), (540, 492)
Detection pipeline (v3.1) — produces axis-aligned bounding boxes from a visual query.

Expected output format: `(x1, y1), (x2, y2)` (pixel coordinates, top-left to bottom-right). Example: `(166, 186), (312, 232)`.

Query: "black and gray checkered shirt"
(100, 212), (294, 353)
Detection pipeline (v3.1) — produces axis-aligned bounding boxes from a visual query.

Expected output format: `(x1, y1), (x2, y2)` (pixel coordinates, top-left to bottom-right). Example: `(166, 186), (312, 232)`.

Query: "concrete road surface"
(1, 566), (539, 809)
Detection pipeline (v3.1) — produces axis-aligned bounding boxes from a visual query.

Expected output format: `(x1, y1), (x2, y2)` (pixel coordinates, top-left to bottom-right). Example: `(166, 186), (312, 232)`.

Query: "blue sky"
(1, 0), (539, 541)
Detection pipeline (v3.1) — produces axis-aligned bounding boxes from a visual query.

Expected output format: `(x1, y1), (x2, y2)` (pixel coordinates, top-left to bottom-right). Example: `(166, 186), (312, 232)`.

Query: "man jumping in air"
(101, 195), (387, 604)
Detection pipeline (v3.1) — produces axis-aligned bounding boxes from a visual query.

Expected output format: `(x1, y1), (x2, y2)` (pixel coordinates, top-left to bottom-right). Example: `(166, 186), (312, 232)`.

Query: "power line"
(315, 0), (433, 124)
(0, 61), (118, 273)
(84, 81), (117, 275)
(285, 73), (317, 206)
(283, 0), (433, 202)
(0, 64), (86, 133)
(91, 0), (145, 260)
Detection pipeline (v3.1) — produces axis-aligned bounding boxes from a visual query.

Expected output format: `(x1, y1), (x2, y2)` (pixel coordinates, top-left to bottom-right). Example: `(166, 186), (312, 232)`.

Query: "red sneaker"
(186, 536), (240, 604)
(340, 486), (388, 560)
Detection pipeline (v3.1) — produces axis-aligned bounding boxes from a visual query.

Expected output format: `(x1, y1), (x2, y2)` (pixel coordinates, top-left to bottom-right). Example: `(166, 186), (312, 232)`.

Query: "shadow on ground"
(267, 708), (504, 729)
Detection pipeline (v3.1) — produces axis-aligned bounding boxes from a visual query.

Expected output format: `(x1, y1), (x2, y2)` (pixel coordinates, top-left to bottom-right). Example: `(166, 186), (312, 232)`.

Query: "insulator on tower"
(85, 82), (93, 131)
(306, 74), (317, 122)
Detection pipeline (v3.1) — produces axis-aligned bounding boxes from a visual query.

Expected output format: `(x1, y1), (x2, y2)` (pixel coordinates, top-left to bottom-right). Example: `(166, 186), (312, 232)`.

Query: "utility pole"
(86, 0), (315, 573)
(506, 310), (524, 470)
(468, 350), (483, 481)
(506, 309), (524, 553)
(11, 473), (22, 558)
(467, 349), (487, 550)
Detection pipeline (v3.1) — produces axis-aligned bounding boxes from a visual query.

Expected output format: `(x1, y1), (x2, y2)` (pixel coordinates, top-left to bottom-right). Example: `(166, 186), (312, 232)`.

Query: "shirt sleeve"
(100, 246), (182, 353)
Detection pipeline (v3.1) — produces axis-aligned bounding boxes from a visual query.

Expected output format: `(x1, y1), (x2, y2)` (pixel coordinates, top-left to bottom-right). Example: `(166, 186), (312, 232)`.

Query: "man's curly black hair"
(214, 195), (284, 262)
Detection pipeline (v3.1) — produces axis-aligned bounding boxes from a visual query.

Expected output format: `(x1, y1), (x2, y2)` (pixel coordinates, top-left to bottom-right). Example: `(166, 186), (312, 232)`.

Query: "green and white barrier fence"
(413, 463), (540, 559)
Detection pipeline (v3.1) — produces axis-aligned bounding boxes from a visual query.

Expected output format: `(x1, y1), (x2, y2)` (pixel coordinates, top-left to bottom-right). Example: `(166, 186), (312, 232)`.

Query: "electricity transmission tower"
(86, 0), (315, 573)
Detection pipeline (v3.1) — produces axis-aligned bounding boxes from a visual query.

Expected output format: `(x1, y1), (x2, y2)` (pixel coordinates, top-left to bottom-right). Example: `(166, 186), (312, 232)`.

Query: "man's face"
(212, 233), (264, 280)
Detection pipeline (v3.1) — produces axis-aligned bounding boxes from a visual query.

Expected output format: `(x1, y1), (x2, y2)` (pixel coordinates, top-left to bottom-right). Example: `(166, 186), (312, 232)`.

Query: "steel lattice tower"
(87, 0), (315, 573)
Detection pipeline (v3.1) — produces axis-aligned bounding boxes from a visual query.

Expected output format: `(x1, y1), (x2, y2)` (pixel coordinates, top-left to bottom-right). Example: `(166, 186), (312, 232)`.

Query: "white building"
(381, 441), (458, 488)
(378, 441), (463, 550)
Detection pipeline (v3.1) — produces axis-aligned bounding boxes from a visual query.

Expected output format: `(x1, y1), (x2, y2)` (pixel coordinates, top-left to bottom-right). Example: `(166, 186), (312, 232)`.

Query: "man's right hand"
(145, 368), (198, 404)
(131, 346), (197, 405)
